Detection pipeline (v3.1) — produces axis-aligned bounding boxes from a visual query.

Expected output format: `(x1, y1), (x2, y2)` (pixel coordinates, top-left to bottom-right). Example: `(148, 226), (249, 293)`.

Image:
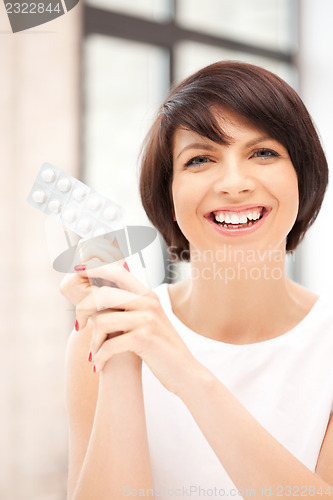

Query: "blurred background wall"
(0, 0), (332, 498)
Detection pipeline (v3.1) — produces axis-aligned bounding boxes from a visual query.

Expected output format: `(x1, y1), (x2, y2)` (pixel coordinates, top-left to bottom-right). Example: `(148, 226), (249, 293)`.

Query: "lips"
(204, 205), (271, 235)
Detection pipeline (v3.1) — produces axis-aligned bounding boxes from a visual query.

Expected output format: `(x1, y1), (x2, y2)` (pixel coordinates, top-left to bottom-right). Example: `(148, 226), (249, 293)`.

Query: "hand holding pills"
(28, 163), (169, 376)
(59, 235), (129, 308)
(28, 162), (130, 307)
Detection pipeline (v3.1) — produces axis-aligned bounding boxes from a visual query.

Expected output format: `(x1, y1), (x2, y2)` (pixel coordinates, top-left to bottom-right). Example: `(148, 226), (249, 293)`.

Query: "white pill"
(103, 206), (117, 220)
(32, 190), (46, 204)
(57, 178), (71, 192)
(73, 187), (87, 201)
(48, 199), (61, 213)
(63, 208), (77, 223)
(41, 168), (55, 183)
(77, 218), (92, 233)
(87, 195), (101, 211)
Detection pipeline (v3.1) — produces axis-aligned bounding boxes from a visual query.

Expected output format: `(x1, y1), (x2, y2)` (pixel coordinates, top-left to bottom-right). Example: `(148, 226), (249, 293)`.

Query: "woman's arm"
(72, 261), (333, 499)
(66, 322), (154, 500)
(61, 237), (154, 499)
(179, 365), (333, 499)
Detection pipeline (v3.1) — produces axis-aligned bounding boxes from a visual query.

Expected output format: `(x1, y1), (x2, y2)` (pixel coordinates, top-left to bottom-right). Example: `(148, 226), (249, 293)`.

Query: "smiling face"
(171, 109), (299, 258)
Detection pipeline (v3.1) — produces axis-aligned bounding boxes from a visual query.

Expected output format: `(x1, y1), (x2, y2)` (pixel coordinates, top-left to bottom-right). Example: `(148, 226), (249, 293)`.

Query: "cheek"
(171, 177), (204, 243)
(283, 168), (299, 214)
(271, 167), (299, 223)
(171, 177), (198, 217)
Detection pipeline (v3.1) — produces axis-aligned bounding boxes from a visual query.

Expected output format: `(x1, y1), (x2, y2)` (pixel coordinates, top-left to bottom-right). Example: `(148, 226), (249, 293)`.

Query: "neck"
(176, 244), (305, 344)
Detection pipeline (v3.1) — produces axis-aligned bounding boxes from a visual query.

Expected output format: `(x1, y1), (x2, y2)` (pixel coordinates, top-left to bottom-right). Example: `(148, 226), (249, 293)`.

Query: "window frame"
(83, 0), (298, 85)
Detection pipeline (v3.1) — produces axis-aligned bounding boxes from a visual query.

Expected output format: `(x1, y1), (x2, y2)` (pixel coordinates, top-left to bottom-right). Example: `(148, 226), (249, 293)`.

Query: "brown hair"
(139, 61), (329, 261)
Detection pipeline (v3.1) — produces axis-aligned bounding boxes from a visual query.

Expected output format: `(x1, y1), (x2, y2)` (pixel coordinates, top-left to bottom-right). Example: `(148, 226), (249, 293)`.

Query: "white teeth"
(230, 214), (240, 224)
(214, 207), (263, 225)
(215, 213), (225, 223)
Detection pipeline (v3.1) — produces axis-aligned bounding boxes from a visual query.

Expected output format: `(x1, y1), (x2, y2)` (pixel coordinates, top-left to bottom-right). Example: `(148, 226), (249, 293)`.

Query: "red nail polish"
(75, 319), (79, 331)
(93, 365), (96, 373)
(123, 261), (130, 272)
(88, 351), (92, 362)
(74, 264), (86, 272)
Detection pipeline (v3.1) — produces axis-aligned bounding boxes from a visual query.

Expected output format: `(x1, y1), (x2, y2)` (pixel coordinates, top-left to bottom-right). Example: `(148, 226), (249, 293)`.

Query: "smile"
(205, 205), (271, 236)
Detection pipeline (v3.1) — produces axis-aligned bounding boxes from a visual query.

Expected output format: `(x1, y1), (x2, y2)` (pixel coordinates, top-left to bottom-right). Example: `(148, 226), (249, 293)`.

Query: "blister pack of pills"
(27, 163), (125, 238)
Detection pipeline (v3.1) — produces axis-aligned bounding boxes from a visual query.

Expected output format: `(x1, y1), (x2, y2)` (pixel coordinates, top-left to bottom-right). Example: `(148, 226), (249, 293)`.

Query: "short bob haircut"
(139, 61), (328, 261)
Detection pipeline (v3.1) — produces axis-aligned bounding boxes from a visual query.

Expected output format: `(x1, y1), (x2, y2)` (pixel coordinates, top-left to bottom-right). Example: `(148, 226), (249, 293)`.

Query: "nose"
(213, 163), (255, 197)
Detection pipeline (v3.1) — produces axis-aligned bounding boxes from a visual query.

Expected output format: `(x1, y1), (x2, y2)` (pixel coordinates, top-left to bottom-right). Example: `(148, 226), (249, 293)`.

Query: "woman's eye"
(185, 156), (211, 167)
(252, 148), (279, 159)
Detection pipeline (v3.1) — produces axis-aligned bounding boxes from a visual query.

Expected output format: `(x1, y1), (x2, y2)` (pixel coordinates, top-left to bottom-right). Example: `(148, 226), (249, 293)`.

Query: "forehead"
(173, 109), (269, 155)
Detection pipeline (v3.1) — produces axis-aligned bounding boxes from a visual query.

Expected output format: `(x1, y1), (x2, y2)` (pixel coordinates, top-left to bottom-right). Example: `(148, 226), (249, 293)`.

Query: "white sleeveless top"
(141, 283), (333, 498)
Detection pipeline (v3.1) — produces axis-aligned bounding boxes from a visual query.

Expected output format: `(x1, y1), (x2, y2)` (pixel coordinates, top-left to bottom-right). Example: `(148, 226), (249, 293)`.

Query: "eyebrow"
(176, 142), (218, 159)
(244, 135), (273, 148)
(176, 135), (273, 159)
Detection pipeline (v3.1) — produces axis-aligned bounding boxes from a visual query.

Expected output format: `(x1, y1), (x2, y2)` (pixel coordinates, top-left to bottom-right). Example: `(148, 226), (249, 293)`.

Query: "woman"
(61, 61), (333, 499)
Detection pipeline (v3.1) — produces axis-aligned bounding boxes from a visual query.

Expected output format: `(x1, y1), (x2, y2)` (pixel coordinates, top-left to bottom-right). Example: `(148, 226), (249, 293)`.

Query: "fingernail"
(123, 261), (130, 272)
(93, 365), (96, 373)
(75, 319), (79, 331)
(74, 264), (86, 272)
(88, 351), (92, 363)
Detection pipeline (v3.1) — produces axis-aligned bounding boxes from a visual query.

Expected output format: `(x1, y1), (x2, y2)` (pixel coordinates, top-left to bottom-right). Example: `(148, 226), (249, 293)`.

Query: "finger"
(71, 236), (124, 270)
(79, 246), (120, 266)
(78, 259), (150, 296)
(59, 271), (84, 296)
(75, 258), (117, 289)
(76, 287), (140, 330)
(72, 250), (114, 271)
(78, 257), (119, 288)
(89, 310), (140, 358)
(93, 331), (141, 372)
(79, 235), (124, 261)
(60, 269), (92, 305)
(84, 234), (123, 253)
(80, 257), (104, 270)
(76, 287), (157, 331)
